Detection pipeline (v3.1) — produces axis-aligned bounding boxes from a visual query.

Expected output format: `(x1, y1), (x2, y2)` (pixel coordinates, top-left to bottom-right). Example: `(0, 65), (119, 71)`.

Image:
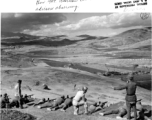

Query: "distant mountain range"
(1, 31), (104, 47)
(77, 34), (96, 38)
(1, 31), (37, 38)
(77, 34), (108, 40)
(1, 27), (151, 48)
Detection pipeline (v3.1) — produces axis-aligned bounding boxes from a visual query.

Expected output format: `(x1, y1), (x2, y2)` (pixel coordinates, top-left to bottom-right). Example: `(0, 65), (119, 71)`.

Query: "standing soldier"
(14, 79), (23, 109)
(114, 74), (137, 120)
(72, 86), (88, 115)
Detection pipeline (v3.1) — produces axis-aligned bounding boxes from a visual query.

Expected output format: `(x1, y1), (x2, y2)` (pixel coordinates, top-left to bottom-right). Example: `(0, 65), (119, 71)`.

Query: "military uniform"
(52, 97), (73, 111)
(37, 100), (53, 109)
(0, 94), (10, 108)
(14, 80), (23, 109)
(87, 103), (97, 114)
(72, 88), (88, 115)
(51, 96), (65, 109)
(99, 105), (127, 118)
(135, 101), (150, 120)
(114, 80), (137, 120)
(38, 96), (64, 109)
(60, 98), (72, 110)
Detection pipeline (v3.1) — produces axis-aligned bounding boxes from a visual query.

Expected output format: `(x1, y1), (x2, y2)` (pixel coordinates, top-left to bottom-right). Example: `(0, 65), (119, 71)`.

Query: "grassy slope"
(118, 39), (151, 50)
(92, 27), (151, 47)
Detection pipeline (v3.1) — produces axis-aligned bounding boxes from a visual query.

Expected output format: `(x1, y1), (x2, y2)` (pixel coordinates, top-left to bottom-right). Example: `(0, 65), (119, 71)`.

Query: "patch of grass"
(0, 109), (37, 120)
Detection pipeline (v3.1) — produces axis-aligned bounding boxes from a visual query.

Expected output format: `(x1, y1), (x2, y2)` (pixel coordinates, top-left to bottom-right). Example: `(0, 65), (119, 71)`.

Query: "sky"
(1, 13), (151, 37)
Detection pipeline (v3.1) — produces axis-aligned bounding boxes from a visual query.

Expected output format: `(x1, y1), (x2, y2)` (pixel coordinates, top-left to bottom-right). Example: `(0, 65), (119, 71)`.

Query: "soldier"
(99, 103), (127, 119)
(37, 96), (65, 109)
(37, 99), (53, 109)
(0, 93), (10, 108)
(14, 79), (23, 109)
(114, 74), (137, 120)
(32, 98), (47, 106)
(51, 95), (74, 112)
(47, 95), (65, 111)
(26, 98), (47, 106)
(86, 101), (107, 115)
(135, 100), (151, 120)
(22, 94), (34, 104)
(99, 100), (150, 120)
(10, 95), (24, 108)
(42, 84), (50, 90)
(72, 86), (88, 115)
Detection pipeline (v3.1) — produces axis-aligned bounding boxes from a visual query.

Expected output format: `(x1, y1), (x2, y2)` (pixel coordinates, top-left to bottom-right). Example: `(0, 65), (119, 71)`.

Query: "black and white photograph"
(1, 13), (152, 120)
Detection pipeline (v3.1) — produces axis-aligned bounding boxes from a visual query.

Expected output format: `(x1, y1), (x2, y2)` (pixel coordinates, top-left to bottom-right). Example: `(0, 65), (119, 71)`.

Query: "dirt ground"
(1, 63), (151, 120)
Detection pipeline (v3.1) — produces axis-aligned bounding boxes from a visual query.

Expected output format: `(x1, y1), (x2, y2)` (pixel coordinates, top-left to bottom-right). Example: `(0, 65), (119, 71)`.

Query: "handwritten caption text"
(35, 0), (87, 12)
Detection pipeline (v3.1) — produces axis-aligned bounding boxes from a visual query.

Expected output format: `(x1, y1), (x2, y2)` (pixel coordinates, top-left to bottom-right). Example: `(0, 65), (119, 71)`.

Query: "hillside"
(118, 39), (151, 50)
(92, 27), (152, 47)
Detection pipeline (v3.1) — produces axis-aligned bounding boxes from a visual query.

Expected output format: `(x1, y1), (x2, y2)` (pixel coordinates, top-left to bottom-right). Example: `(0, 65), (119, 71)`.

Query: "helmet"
(82, 86), (88, 92)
